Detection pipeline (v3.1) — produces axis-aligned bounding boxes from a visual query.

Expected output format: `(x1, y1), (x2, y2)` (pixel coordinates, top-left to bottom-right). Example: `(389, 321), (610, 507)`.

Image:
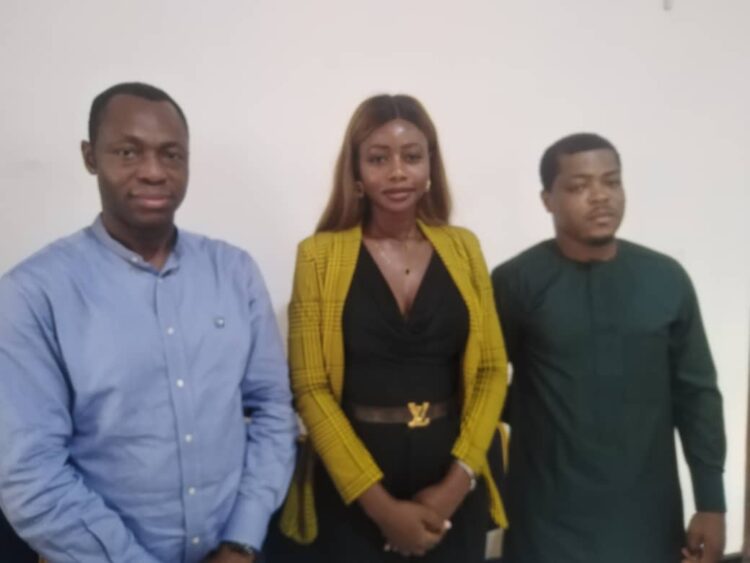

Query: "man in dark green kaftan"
(492, 133), (726, 563)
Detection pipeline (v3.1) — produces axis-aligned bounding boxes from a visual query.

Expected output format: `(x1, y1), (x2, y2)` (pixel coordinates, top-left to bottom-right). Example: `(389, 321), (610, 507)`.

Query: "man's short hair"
(539, 133), (620, 191)
(88, 82), (188, 145)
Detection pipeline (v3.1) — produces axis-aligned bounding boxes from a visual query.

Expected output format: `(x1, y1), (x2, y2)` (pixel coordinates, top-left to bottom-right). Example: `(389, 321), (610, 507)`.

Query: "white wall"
(1, 0), (748, 553)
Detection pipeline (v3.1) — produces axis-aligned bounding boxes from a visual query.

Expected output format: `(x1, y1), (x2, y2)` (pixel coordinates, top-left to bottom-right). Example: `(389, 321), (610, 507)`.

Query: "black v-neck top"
(341, 244), (469, 407)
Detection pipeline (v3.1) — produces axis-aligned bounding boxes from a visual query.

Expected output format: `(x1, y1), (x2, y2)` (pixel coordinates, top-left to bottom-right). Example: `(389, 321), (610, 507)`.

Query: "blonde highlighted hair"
(316, 94), (452, 232)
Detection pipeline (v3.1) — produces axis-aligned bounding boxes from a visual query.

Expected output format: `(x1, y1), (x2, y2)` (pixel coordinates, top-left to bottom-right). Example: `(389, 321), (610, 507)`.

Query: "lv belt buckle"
(407, 401), (431, 428)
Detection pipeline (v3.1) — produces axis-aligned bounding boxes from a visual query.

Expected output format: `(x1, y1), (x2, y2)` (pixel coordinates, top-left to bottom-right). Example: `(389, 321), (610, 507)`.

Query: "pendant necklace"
(372, 237), (415, 276)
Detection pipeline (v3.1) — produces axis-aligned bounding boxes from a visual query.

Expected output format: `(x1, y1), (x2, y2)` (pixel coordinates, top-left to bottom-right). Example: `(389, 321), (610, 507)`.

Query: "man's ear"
(81, 140), (97, 174)
(541, 189), (553, 213)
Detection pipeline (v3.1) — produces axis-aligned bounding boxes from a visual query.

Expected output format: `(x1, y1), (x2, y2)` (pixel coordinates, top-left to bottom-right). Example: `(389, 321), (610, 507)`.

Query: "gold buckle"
(407, 401), (431, 428)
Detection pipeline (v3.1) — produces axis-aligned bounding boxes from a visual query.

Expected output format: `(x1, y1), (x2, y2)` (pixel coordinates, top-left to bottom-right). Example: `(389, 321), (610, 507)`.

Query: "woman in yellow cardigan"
(280, 94), (507, 562)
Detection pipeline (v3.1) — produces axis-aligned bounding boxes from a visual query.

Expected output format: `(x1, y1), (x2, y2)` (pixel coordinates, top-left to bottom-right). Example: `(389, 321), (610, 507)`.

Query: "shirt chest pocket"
(184, 309), (253, 389)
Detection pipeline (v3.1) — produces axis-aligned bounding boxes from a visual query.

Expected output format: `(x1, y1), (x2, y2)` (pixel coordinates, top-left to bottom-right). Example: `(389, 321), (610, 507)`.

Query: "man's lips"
(588, 208), (616, 221)
(131, 193), (173, 209)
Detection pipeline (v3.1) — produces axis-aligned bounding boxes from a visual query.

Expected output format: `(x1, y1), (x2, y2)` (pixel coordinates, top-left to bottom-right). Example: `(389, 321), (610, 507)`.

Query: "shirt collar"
(89, 214), (183, 274)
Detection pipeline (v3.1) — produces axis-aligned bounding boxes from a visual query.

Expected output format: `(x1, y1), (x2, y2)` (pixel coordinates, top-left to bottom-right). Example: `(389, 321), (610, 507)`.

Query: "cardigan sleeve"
(449, 229), (508, 473)
(288, 238), (384, 504)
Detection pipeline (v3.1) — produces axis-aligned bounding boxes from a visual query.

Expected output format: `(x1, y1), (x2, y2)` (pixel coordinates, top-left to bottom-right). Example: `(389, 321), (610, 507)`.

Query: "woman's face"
(357, 118), (430, 218)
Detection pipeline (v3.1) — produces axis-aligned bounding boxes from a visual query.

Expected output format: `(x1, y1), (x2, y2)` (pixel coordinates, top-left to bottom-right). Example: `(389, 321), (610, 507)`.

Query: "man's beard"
(586, 234), (616, 247)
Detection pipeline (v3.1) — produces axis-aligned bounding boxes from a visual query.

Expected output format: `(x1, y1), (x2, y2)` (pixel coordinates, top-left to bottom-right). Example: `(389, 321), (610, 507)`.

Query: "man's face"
(81, 94), (189, 235)
(542, 148), (625, 247)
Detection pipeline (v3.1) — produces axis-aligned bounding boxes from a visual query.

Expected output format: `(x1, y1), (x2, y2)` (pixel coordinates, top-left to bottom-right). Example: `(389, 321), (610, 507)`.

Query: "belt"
(349, 399), (455, 429)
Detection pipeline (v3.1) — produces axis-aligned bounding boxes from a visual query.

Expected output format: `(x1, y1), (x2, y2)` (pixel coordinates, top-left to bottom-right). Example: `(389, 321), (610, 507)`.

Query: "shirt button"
(176, 379), (185, 388)
(192, 536), (200, 545)
(214, 316), (225, 328)
(166, 326), (175, 335)
(188, 487), (196, 495)
(130, 256), (140, 264)
(185, 434), (193, 443)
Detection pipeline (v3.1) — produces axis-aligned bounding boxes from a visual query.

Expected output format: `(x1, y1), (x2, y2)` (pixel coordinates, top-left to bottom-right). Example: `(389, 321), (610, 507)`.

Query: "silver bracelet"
(455, 459), (477, 491)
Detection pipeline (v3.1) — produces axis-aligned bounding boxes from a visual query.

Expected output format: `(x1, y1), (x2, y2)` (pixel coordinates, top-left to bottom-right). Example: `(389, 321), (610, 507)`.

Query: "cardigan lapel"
(420, 222), (479, 398)
(420, 221), (476, 324)
(325, 225), (361, 401)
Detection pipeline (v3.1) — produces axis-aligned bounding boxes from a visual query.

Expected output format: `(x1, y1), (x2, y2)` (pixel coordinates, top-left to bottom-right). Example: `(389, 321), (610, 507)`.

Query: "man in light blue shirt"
(0, 82), (297, 563)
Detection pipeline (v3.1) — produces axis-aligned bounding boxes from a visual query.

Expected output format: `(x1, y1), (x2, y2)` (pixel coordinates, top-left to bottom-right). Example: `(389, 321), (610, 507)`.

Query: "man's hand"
(681, 512), (725, 563)
(203, 544), (256, 563)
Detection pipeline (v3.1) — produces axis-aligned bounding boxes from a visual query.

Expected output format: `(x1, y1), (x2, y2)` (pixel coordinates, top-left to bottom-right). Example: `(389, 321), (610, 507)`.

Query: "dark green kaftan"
(491, 240), (725, 563)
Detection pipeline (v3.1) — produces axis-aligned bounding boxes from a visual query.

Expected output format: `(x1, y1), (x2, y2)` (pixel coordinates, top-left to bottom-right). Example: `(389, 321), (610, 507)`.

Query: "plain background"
(1, 0), (748, 554)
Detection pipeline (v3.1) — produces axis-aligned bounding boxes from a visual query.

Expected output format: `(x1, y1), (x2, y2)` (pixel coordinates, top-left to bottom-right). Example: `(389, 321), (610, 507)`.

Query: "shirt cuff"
(690, 466), (726, 512)
(221, 498), (272, 552)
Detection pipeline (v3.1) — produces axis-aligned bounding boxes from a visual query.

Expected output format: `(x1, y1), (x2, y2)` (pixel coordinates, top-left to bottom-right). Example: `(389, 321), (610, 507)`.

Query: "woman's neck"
(365, 210), (420, 241)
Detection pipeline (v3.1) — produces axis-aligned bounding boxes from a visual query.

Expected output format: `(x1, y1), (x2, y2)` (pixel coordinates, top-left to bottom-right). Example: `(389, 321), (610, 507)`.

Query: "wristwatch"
(221, 541), (257, 559)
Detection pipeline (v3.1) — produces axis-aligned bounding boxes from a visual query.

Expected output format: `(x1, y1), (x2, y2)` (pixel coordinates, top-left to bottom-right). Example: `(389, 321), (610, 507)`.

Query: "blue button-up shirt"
(0, 217), (297, 562)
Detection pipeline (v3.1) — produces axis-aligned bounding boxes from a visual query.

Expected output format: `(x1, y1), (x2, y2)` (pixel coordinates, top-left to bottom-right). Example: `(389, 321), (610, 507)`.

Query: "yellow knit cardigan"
(280, 222), (508, 543)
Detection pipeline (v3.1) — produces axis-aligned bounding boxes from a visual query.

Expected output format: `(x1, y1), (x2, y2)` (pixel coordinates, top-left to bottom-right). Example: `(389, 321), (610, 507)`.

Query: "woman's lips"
(382, 188), (415, 202)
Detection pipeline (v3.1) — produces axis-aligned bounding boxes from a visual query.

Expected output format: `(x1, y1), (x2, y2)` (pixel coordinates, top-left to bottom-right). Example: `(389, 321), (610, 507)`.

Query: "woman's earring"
(355, 181), (365, 198)
(425, 179), (432, 192)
